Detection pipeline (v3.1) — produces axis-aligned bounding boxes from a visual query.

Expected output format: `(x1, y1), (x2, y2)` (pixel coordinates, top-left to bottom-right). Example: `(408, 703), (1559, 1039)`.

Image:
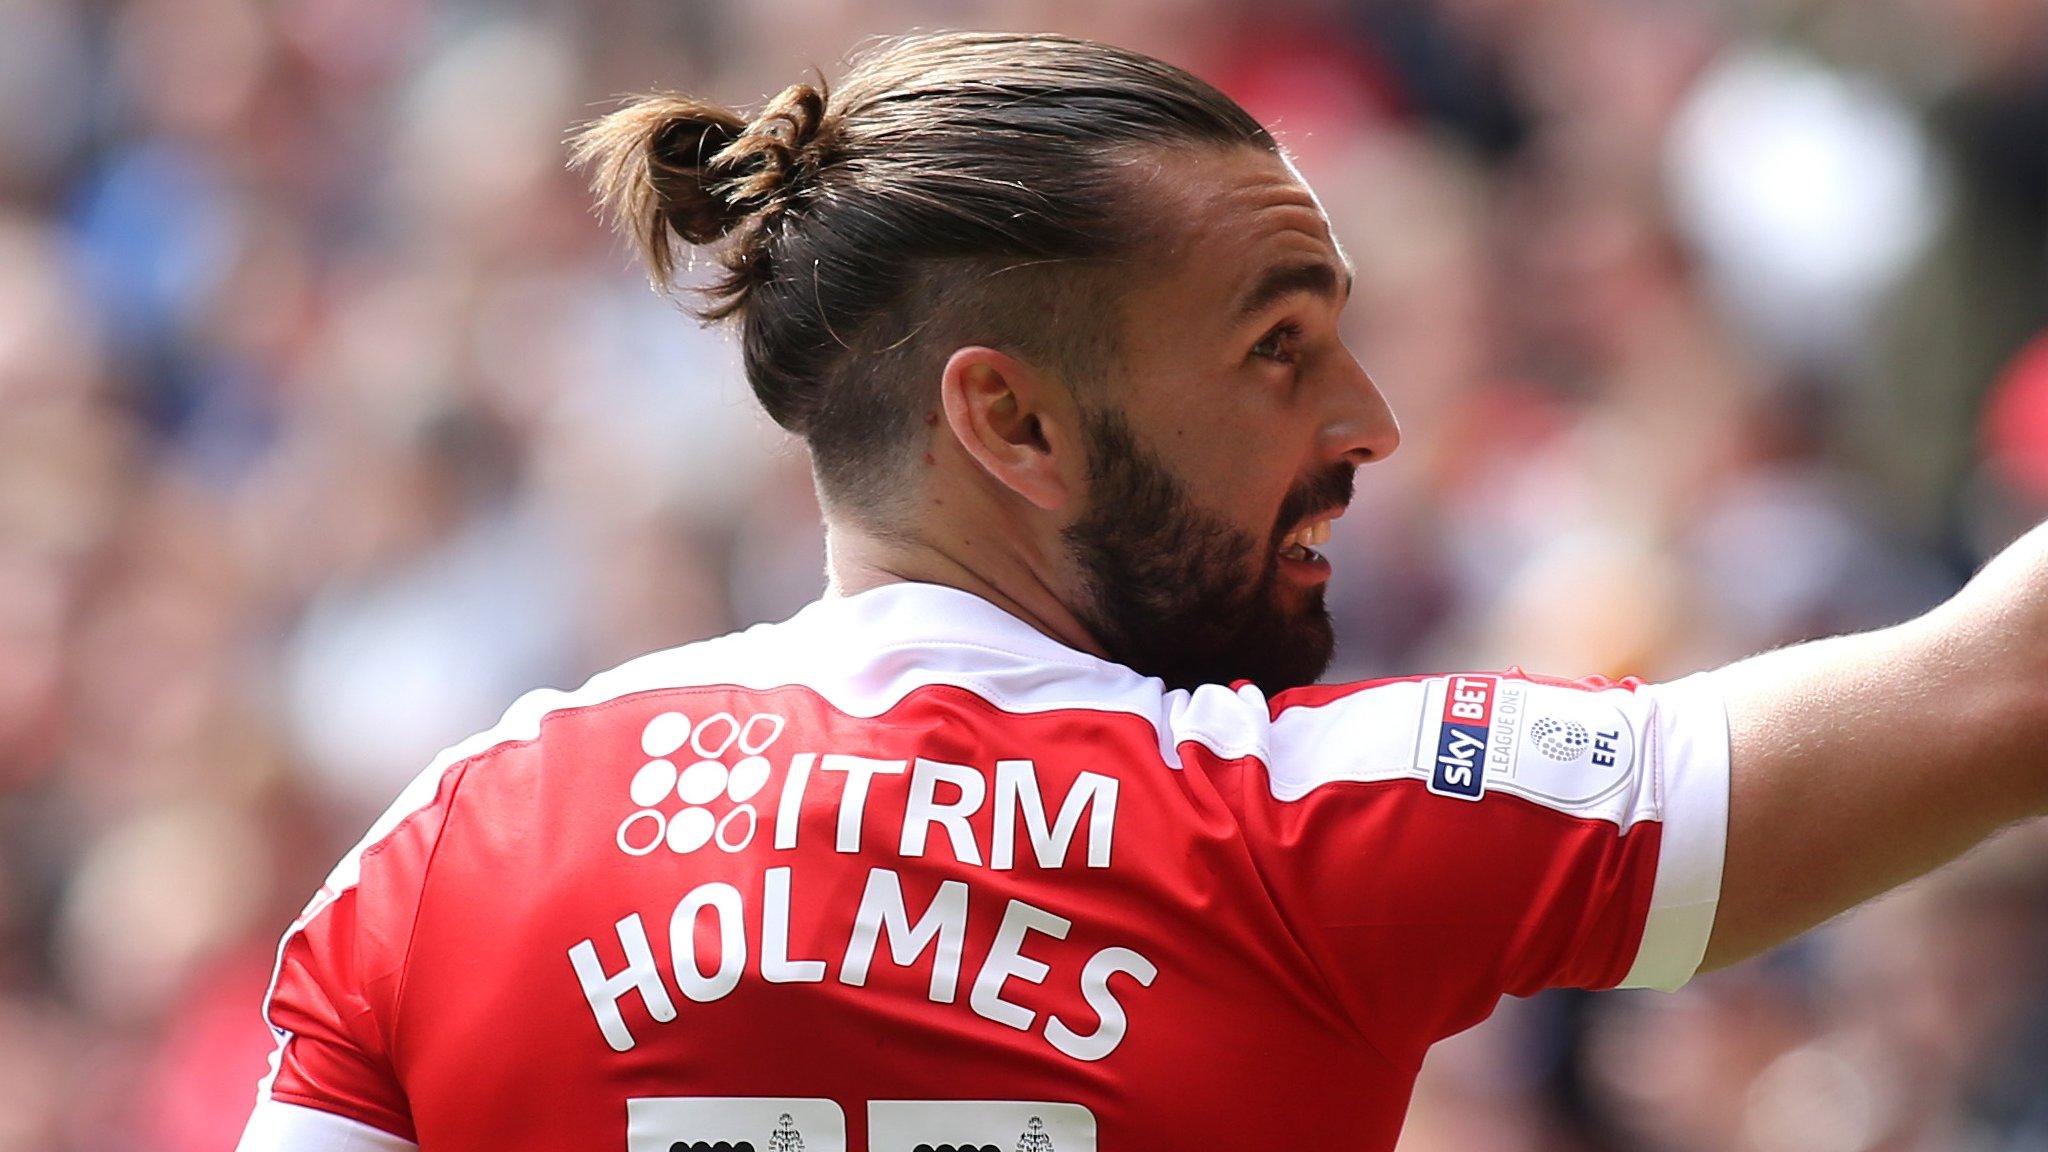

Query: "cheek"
(1126, 381), (1303, 531)
(1196, 458), (1297, 541)
(1197, 393), (1318, 509)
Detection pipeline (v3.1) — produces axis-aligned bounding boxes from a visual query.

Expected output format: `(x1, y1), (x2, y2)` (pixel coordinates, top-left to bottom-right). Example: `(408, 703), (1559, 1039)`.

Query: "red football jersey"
(237, 582), (1727, 1151)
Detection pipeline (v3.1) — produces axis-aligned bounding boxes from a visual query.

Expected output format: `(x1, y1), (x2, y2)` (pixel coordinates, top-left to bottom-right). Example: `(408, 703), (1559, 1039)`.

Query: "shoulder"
(1202, 671), (1710, 832)
(381, 591), (1183, 807)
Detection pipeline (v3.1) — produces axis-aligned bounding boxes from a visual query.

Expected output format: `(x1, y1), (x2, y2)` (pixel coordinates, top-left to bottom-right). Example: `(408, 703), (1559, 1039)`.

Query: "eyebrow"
(1234, 259), (1355, 320)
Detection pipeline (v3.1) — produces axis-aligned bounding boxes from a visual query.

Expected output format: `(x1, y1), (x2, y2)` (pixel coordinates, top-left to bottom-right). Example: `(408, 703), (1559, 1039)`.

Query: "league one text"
(1430, 675), (1622, 801)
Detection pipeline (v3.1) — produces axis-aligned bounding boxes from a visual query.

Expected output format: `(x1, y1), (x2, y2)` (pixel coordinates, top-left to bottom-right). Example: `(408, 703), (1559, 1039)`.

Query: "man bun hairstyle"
(572, 82), (828, 312)
(572, 32), (1275, 518)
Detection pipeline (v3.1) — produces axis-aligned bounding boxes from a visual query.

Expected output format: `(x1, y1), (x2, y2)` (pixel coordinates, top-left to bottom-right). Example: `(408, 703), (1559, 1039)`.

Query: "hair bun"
(714, 83), (830, 217)
(571, 84), (830, 304)
(571, 93), (748, 282)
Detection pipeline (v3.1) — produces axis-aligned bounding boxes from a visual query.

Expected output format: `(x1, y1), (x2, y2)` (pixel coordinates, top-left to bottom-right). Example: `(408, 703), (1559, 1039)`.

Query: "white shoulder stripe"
(1263, 681), (1432, 801)
(470, 598), (1282, 773)
(237, 1100), (416, 1152)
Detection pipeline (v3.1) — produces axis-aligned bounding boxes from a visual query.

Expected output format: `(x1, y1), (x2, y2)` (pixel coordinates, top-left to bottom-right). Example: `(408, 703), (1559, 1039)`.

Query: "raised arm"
(1702, 519), (2048, 969)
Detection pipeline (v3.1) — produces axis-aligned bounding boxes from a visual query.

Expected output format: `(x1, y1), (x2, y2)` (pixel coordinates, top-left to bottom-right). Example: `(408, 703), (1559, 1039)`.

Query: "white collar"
(795, 580), (1113, 673)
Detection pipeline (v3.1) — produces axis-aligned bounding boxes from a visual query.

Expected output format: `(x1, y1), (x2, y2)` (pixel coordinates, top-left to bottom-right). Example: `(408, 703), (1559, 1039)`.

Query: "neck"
(824, 516), (1113, 662)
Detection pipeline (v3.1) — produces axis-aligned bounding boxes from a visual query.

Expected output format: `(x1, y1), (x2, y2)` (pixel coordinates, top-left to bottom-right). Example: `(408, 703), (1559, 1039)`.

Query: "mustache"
(1271, 463), (1356, 547)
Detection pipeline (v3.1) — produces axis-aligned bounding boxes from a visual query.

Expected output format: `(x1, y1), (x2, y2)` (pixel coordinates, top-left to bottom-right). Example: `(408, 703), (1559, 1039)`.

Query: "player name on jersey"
(242, 587), (1731, 1150)
(570, 746), (1157, 1064)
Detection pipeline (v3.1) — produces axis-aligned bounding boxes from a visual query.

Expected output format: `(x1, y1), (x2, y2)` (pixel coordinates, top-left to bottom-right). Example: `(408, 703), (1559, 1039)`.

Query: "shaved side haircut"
(572, 32), (1275, 519)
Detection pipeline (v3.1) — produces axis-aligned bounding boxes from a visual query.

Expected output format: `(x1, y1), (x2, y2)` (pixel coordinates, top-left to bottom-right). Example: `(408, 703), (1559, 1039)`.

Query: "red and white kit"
(239, 582), (1728, 1151)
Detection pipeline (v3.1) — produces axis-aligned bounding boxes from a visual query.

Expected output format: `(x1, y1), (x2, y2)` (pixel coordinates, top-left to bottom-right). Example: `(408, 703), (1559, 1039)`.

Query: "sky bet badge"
(1428, 675), (1499, 800)
(1417, 674), (1639, 810)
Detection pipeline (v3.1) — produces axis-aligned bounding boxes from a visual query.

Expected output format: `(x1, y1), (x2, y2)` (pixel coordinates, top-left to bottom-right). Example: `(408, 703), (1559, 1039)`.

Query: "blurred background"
(2, 0), (2046, 1147)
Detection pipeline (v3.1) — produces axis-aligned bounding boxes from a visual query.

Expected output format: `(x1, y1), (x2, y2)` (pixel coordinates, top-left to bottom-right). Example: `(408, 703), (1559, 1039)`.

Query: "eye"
(1251, 322), (1302, 365)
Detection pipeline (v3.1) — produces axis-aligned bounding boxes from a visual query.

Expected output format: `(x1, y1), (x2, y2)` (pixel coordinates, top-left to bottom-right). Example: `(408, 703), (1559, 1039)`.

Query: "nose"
(1323, 349), (1401, 466)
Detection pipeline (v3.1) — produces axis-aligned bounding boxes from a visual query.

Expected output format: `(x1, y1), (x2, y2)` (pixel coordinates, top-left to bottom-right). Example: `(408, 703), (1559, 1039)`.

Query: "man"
(238, 31), (2048, 1152)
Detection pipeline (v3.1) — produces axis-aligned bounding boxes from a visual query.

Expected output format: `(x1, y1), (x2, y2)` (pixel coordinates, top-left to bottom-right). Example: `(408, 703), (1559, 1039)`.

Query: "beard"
(1062, 405), (1354, 694)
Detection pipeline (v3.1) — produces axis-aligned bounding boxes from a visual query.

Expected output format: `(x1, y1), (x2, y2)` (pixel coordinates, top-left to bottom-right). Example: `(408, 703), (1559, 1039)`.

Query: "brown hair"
(572, 31), (1274, 515)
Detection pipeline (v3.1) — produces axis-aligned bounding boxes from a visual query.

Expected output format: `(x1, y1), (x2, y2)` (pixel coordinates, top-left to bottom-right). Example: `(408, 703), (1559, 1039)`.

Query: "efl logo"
(1429, 675), (1495, 801)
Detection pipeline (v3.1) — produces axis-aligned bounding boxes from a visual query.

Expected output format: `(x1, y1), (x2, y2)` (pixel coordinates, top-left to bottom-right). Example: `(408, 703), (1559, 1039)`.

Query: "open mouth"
(1277, 509), (1341, 564)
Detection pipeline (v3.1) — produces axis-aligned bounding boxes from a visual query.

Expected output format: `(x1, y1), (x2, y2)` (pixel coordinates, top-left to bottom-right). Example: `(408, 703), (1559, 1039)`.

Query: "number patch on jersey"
(867, 1100), (1094, 1151)
(627, 1097), (846, 1151)
(626, 1097), (1092, 1151)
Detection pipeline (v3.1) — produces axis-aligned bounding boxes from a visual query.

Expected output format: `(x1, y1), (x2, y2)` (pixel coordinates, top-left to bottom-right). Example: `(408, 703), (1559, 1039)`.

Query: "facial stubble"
(1062, 406), (1353, 693)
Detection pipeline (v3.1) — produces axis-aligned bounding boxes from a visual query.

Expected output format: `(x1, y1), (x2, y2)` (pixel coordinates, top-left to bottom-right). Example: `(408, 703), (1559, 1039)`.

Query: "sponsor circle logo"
(1528, 716), (1592, 761)
(617, 710), (786, 856)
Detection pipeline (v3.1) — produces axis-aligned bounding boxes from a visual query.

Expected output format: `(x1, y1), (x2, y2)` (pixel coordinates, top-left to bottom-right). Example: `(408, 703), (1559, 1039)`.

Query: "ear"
(936, 346), (1080, 513)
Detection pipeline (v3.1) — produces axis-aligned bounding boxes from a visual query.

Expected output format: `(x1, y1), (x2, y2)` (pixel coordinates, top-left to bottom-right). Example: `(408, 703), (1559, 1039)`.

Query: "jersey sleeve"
(239, 759), (470, 1149)
(1233, 670), (1728, 1061)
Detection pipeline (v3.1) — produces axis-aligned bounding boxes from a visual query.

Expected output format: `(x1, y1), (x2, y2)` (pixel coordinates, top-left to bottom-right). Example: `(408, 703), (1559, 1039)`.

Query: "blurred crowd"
(2, 0), (2046, 1147)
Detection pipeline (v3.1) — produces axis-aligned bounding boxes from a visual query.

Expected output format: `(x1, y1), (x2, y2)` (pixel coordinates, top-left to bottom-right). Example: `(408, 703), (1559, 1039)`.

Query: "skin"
(1705, 526), (2048, 967)
(829, 146), (1399, 668)
(828, 144), (2048, 972)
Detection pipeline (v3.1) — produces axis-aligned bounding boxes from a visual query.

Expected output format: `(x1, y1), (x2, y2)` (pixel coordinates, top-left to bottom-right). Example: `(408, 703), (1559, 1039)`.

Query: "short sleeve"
(1230, 670), (1730, 1061)
(241, 760), (469, 1148)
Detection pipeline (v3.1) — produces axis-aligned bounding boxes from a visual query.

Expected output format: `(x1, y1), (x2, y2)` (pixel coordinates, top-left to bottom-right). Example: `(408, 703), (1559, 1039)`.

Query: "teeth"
(1280, 518), (1335, 554)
